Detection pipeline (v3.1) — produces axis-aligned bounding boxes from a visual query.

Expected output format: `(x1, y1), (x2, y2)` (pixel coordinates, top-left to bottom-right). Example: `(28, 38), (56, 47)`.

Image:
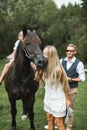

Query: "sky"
(54, 0), (82, 8)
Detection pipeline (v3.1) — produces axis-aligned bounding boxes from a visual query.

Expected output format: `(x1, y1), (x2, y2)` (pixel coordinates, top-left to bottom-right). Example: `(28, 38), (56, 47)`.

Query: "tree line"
(0, 0), (87, 64)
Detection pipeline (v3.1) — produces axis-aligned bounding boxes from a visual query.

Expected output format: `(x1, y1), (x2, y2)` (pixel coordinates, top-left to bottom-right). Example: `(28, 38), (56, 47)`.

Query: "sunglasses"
(66, 50), (75, 52)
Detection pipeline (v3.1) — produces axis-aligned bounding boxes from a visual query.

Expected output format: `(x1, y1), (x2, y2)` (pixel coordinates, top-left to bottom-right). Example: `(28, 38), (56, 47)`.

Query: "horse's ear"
(33, 29), (36, 34)
(23, 26), (27, 38)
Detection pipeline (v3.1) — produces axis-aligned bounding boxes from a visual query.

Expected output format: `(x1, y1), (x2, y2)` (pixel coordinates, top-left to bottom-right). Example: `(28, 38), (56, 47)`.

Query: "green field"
(0, 59), (87, 130)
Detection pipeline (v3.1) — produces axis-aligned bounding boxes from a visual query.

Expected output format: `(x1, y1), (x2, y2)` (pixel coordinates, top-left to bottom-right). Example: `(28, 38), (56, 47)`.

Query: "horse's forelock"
(23, 30), (41, 45)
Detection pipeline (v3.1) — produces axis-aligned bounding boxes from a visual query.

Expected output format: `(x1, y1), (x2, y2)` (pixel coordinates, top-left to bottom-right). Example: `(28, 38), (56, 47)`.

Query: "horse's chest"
(10, 86), (30, 99)
(10, 83), (38, 99)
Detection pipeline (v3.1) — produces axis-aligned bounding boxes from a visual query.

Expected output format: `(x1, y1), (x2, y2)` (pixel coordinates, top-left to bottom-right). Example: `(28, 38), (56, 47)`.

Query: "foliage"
(0, 0), (87, 64)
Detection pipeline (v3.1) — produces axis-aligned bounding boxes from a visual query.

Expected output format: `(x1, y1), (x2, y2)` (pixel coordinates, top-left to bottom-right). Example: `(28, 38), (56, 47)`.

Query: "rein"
(20, 42), (42, 60)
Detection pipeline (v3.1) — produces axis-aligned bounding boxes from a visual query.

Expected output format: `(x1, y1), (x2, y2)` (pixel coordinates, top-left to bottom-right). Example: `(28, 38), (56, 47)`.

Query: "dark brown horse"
(4, 28), (47, 130)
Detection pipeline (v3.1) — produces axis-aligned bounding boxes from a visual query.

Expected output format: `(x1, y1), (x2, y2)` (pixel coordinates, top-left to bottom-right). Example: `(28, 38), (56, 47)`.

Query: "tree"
(0, 0), (87, 64)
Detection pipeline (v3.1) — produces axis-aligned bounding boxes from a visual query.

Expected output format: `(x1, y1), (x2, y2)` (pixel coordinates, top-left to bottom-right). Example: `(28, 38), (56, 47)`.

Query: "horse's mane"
(23, 30), (41, 45)
(14, 42), (28, 68)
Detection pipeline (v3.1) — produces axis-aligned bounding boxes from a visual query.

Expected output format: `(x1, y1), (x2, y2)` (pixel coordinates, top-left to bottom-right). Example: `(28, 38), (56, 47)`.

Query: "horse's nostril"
(38, 60), (42, 64)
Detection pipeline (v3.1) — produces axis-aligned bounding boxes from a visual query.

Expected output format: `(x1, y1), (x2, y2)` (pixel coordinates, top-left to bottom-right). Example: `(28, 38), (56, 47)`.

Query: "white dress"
(44, 79), (66, 117)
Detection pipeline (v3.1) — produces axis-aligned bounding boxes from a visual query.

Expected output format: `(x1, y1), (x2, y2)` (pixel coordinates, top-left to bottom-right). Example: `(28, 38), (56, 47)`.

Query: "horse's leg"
(9, 97), (17, 130)
(27, 95), (35, 130)
(21, 100), (28, 120)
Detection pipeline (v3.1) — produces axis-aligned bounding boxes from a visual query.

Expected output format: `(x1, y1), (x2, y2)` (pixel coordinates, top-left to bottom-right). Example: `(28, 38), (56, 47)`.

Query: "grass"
(0, 59), (87, 130)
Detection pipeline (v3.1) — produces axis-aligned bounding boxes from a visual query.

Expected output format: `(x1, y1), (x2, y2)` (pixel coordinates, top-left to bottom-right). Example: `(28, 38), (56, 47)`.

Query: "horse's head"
(21, 27), (47, 71)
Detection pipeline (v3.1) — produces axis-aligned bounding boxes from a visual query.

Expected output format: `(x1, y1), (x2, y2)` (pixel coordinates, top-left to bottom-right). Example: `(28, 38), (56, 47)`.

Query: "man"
(60, 43), (86, 130)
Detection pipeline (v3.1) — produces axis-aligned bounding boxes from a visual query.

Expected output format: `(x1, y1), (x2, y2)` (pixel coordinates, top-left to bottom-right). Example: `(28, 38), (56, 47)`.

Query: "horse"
(4, 28), (47, 130)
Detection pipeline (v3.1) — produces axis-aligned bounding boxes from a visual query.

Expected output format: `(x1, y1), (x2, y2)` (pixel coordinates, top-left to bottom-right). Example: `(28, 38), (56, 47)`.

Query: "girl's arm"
(64, 87), (71, 107)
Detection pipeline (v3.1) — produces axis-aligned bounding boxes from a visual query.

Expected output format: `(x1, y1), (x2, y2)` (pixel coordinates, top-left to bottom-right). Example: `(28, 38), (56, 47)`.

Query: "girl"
(0, 31), (23, 85)
(43, 45), (71, 130)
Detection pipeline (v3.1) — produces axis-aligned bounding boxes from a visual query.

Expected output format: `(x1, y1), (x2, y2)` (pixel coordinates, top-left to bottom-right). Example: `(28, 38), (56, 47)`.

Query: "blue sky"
(54, 0), (82, 8)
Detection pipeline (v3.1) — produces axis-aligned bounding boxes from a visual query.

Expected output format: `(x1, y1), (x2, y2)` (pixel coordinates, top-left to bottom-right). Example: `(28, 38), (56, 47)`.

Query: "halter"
(20, 42), (42, 60)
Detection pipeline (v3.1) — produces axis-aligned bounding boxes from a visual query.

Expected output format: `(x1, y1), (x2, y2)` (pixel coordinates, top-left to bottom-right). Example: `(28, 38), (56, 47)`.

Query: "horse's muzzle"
(36, 56), (48, 70)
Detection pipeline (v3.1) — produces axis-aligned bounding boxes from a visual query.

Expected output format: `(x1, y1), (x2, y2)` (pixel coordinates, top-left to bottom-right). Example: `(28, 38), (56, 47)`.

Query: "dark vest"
(62, 58), (80, 88)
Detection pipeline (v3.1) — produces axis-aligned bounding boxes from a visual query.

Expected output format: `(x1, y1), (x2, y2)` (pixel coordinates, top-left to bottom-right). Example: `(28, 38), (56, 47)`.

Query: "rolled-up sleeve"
(76, 61), (86, 81)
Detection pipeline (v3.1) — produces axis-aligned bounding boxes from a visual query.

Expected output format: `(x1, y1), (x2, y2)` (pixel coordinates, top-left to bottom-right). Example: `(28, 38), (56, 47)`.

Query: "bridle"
(20, 42), (42, 60)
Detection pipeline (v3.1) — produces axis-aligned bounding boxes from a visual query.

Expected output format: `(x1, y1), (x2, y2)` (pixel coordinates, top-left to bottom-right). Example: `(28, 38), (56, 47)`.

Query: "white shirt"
(13, 40), (20, 50)
(60, 57), (85, 81)
(9, 40), (20, 62)
(44, 79), (66, 117)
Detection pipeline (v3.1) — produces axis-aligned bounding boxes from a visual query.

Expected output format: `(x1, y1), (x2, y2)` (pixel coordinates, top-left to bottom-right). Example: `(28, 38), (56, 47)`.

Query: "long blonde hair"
(43, 45), (69, 91)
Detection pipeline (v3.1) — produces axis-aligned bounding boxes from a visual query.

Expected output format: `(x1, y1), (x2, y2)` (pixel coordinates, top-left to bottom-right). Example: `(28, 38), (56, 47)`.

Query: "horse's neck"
(14, 43), (34, 77)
